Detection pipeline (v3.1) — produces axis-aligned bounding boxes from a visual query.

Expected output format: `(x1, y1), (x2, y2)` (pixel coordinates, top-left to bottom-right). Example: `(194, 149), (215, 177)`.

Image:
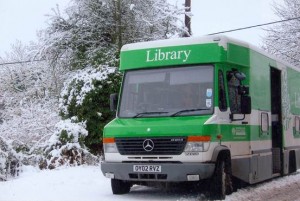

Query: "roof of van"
(121, 35), (249, 52)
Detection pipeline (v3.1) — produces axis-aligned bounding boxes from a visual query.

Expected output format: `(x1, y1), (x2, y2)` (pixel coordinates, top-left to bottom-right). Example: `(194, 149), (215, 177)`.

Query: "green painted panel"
(119, 43), (227, 71)
(104, 116), (271, 142)
(203, 124), (271, 142)
(249, 50), (272, 111)
(227, 43), (250, 67)
(104, 116), (211, 138)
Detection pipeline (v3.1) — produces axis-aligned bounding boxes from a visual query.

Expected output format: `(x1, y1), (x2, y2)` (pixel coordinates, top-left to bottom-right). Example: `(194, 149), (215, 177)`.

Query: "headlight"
(184, 136), (210, 152)
(103, 138), (118, 153)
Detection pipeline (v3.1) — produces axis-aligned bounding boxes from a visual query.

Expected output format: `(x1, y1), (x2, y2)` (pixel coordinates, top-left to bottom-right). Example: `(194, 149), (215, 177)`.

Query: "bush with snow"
(59, 66), (121, 154)
(0, 136), (22, 181)
(39, 118), (98, 169)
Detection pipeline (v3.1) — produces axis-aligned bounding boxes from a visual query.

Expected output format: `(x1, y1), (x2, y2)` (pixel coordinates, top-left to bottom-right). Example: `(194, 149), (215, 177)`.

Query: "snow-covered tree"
(0, 58), (64, 148)
(0, 0), (187, 167)
(37, 0), (186, 154)
(0, 42), (64, 171)
(38, 0), (186, 70)
(38, 1), (117, 70)
(263, 0), (300, 67)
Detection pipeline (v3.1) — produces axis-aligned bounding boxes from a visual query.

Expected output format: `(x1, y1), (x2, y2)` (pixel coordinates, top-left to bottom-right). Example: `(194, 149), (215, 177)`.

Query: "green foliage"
(15, 144), (30, 154)
(59, 130), (74, 145)
(60, 70), (122, 154)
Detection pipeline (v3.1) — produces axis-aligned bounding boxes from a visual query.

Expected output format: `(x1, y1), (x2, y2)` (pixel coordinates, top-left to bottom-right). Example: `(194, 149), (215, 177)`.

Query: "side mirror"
(238, 85), (249, 95)
(110, 93), (118, 112)
(230, 95), (251, 121)
(241, 95), (251, 114)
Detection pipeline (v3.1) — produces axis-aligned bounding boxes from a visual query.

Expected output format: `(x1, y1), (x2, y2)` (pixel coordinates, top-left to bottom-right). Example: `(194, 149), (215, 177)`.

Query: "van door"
(270, 67), (283, 174)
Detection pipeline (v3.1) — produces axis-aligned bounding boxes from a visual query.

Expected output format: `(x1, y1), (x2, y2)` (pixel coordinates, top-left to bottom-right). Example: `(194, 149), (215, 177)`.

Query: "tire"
(111, 179), (131, 194)
(210, 158), (233, 200)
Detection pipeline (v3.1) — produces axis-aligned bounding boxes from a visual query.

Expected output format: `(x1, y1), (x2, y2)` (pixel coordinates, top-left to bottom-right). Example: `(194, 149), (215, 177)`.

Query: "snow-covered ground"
(1, 165), (300, 201)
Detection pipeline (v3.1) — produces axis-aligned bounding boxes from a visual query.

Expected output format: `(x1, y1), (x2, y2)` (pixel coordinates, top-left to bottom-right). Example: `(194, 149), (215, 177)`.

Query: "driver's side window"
(227, 72), (241, 114)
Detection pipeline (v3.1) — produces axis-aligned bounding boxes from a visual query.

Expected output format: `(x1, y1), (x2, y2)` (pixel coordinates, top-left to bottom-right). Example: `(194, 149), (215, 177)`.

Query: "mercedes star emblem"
(143, 139), (154, 152)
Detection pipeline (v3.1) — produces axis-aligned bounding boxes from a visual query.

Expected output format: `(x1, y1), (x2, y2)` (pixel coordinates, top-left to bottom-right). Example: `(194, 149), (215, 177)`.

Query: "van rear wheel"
(111, 179), (131, 194)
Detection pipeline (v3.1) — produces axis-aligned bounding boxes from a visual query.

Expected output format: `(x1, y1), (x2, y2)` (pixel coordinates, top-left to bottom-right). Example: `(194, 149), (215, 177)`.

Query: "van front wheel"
(111, 179), (131, 194)
(210, 158), (233, 199)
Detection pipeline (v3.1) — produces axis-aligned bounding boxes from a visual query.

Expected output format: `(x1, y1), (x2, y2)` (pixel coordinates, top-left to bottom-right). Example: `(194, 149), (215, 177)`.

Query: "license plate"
(133, 165), (161, 173)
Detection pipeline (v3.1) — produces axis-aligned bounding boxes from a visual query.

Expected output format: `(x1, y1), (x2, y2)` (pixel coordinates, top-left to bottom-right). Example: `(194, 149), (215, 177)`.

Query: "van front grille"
(115, 137), (187, 155)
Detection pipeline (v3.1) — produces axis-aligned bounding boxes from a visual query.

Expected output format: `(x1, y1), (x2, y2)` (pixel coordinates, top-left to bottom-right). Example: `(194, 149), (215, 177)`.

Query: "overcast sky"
(0, 0), (280, 58)
(0, 0), (70, 57)
(189, 0), (279, 45)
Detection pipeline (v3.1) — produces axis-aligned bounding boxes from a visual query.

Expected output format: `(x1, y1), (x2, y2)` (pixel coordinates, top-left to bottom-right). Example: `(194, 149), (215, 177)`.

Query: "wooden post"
(184, 0), (192, 37)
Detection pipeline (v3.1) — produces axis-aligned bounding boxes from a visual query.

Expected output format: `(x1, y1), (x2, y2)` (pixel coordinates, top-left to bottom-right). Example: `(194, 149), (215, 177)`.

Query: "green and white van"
(101, 35), (300, 199)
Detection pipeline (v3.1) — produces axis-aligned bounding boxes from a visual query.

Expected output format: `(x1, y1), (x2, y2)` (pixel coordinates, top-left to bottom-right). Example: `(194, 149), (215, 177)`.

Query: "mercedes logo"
(143, 139), (154, 152)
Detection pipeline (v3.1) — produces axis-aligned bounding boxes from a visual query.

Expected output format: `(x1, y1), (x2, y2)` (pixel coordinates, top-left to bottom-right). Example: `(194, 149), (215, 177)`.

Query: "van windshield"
(119, 65), (214, 118)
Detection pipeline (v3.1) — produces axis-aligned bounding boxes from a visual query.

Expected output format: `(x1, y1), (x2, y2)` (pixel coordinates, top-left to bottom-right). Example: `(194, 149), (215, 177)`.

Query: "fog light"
(105, 173), (115, 178)
(104, 143), (118, 153)
(187, 175), (199, 181)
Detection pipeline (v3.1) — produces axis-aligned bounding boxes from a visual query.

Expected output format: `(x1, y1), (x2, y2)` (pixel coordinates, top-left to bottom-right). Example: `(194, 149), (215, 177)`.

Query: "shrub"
(0, 137), (22, 181)
(39, 118), (99, 169)
(59, 66), (121, 154)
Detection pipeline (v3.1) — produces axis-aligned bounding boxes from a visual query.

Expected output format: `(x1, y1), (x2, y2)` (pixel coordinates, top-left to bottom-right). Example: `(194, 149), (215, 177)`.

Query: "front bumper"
(101, 162), (215, 182)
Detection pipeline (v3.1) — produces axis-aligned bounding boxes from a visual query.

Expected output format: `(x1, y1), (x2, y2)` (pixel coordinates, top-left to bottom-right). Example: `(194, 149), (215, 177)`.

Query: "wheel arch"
(211, 145), (231, 163)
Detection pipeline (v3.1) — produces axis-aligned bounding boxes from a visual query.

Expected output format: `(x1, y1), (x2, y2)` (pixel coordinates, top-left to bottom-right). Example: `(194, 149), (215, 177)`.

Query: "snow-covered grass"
(1, 165), (300, 201)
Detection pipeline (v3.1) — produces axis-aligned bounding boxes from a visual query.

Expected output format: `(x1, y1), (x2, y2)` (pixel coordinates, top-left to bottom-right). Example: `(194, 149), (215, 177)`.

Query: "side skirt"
(231, 152), (273, 184)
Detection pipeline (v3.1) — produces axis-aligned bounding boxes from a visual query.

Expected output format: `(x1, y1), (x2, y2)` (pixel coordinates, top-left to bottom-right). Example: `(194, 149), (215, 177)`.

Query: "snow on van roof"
(121, 35), (250, 51)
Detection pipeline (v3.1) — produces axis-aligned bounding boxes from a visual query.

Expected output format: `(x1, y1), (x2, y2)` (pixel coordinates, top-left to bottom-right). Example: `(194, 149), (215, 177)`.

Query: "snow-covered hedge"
(0, 137), (22, 181)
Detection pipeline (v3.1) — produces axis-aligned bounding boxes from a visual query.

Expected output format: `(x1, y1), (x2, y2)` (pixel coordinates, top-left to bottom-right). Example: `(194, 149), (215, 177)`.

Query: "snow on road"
(0, 165), (201, 201)
(0, 165), (300, 201)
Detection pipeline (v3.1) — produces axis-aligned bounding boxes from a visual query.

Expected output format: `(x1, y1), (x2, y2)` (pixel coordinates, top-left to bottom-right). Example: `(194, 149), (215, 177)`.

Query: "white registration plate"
(133, 165), (161, 173)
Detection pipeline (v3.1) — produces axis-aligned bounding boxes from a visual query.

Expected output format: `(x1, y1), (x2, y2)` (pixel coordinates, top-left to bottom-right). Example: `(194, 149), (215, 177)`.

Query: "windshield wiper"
(170, 108), (210, 117)
(133, 111), (169, 118)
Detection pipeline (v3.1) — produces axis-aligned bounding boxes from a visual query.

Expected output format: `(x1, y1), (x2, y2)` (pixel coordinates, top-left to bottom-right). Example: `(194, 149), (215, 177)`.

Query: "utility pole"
(184, 0), (192, 37)
(116, 0), (122, 52)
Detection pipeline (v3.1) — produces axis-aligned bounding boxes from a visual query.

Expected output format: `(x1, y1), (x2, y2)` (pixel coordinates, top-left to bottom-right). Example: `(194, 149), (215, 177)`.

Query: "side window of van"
(227, 72), (241, 114)
(218, 70), (227, 111)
